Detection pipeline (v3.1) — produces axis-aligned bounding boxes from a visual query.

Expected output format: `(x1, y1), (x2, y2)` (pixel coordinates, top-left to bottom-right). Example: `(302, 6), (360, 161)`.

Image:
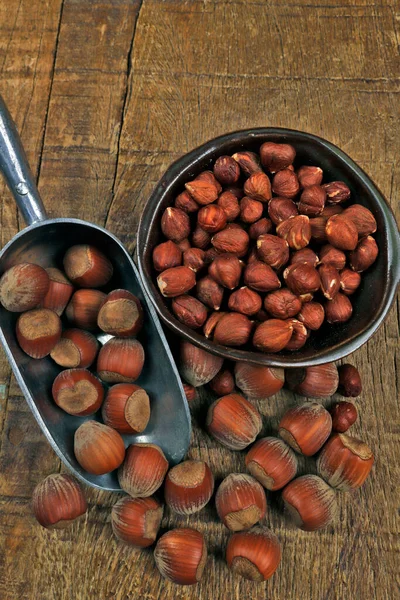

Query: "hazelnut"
(247, 247), (259, 264)
(224, 184), (245, 200)
(298, 185), (326, 216)
(183, 247), (205, 272)
(279, 402), (332, 456)
(257, 234), (289, 269)
(74, 421), (125, 475)
(216, 473), (266, 531)
(50, 328), (99, 368)
(290, 248), (319, 267)
(264, 289), (302, 319)
(319, 264), (340, 300)
(343, 204), (377, 236)
(338, 363), (362, 397)
(322, 205), (344, 218)
(246, 437), (297, 491)
(213, 312), (253, 346)
(153, 240), (182, 272)
(309, 216), (328, 243)
(285, 363), (339, 398)
(172, 295), (208, 329)
(268, 197), (298, 225)
(340, 268), (361, 295)
(209, 368), (235, 396)
(65, 289), (106, 330)
(253, 319), (293, 353)
(164, 460), (214, 515)
(179, 340), (223, 387)
(154, 528), (207, 586)
(329, 401), (358, 433)
(271, 169), (300, 198)
(183, 382), (196, 402)
(97, 289), (143, 337)
(248, 217), (272, 239)
(325, 214), (358, 250)
(195, 170), (222, 194)
(211, 227), (249, 257)
(118, 443), (169, 497)
(283, 263), (320, 295)
(206, 394), (262, 450)
(243, 172), (272, 202)
(296, 165), (323, 188)
(39, 268), (74, 316)
(204, 247), (220, 264)
(177, 238), (191, 253)
(157, 266), (196, 297)
(240, 197), (263, 223)
(322, 181), (351, 204)
(161, 207), (190, 242)
(297, 301), (325, 330)
(0, 262), (50, 312)
(185, 178), (219, 205)
(208, 254), (242, 289)
(52, 368), (104, 416)
(228, 286), (262, 316)
(32, 474), (87, 529)
(349, 235), (378, 272)
(285, 318), (309, 351)
(317, 434), (374, 491)
(226, 527), (281, 582)
(231, 151), (262, 176)
(319, 244), (346, 270)
(203, 311), (226, 338)
(197, 204), (227, 233)
(217, 191), (241, 221)
(101, 383), (150, 434)
(325, 293), (353, 323)
(213, 155), (240, 185)
(196, 275), (224, 310)
(111, 496), (163, 548)
(63, 245), (113, 288)
(174, 190), (199, 213)
(282, 474), (337, 531)
(276, 215), (311, 249)
(234, 362), (284, 399)
(244, 261), (281, 292)
(260, 142), (296, 172)
(97, 337), (145, 383)
(192, 225), (211, 249)
(16, 308), (62, 359)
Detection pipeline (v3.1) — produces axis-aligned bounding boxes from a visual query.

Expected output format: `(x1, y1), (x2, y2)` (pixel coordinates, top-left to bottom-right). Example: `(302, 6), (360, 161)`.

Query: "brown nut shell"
(246, 437), (297, 491)
(152, 240), (182, 272)
(207, 393), (262, 450)
(279, 402), (332, 456)
(39, 268), (74, 315)
(317, 433), (374, 491)
(111, 496), (163, 548)
(97, 289), (143, 337)
(118, 443), (168, 497)
(282, 474), (337, 531)
(213, 312), (253, 347)
(97, 338), (145, 383)
(65, 289), (106, 330)
(226, 527), (281, 582)
(154, 528), (207, 586)
(0, 263), (50, 312)
(63, 245), (113, 288)
(179, 340), (223, 387)
(16, 308), (62, 358)
(74, 421), (125, 475)
(164, 460), (214, 515)
(50, 328), (99, 368)
(52, 368), (104, 416)
(32, 473), (87, 529)
(253, 319), (293, 353)
(234, 362), (284, 399)
(101, 383), (150, 434)
(216, 473), (267, 532)
(171, 295), (208, 329)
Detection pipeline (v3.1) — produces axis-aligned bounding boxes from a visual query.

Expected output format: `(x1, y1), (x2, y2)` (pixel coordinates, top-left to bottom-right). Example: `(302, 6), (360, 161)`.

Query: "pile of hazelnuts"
(152, 143), (379, 353)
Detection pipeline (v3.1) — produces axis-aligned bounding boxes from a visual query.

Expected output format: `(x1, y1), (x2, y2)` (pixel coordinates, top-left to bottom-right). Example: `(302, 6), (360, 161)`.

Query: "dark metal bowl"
(137, 128), (400, 368)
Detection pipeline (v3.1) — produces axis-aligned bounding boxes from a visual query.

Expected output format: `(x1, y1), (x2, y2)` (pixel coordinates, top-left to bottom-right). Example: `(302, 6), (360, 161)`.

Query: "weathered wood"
(0, 0), (399, 598)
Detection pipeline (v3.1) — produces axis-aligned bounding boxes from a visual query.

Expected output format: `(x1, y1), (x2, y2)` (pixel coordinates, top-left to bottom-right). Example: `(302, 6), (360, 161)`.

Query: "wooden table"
(0, 1), (398, 598)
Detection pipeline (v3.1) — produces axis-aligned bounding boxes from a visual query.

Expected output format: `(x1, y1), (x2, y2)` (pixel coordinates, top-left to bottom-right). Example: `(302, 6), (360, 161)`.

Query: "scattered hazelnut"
(211, 227), (250, 257)
(101, 383), (150, 434)
(297, 301), (325, 330)
(268, 197), (298, 225)
(160, 207), (191, 242)
(232, 151), (262, 176)
(192, 225), (211, 249)
(171, 295), (208, 329)
(260, 142), (295, 173)
(228, 286), (262, 316)
(213, 155), (240, 185)
(244, 261), (281, 292)
(208, 254), (242, 289)
(179, 341), (223, 387)
(153, 240), (182, 272)
(111, 496), (163, 548)
(224, 184), (245, 200)
(74, 421), (125, 475)
(271, 169), (300, 198)
(217, 191), (241, 221)
(174, 190), (199, 213)
(276, 215), (311, 250)
(243, 172), (272, 202)
(322, 205), (344, 218)
(282, 474), (337, 531)
(185, 179), (219, 205)
(322, 181), (351, 204)
(343, 204), (377, 236)
(285, 319), (309, 351)
(39, 268), (74, 316)
(296, 165), (323, 188)
(340, 268), (361, 295)
(209, 368), (235, 395)
(240, 196), (264, 223)
(118, 443), (168, 497)
(285, 363), (339, 398)
(32, 473), (87, 529)
(164, 460), (214, 515)
(279, 402), (332, 456)
(16, 308), (62, 358)
(63, 245), (113, 288)
(324, 293), (353, 323)
(52, 368), (104, 416)
(0, 263), (50, 312)
(283, 263), (320, 295)
(97, 337), (145, 383)
(329, 401), (358, 433)
(65, 289), (106, 330)
(195, 170), (222, 194)
(216, 473), (266, 530)
(257, 234), (289, 269)
(264, 289), (302, 319)
(97, 289), (143, 337)
(206, 393), (262, 450)
(213, 312), (253, 346)
(298, 185), (326, 216)
(290, 248), (319, 267)
(319, 264), (340, 300)
(338, 363), (362, 397)
(198, 204), (227, 233)
(248, 217), (272, 239)
(317, 434), (374, 491)
(246, 437), (297, 491)
(157, 266), (196, 297)
(253, 319), (293, 353)
(319, 244), (346, 270)
(325, 214), (358, 250)
(196, 275), (224, 309)
(154, 528), (207, 586)
(183, 247), (205, 272)
(349, 235), (379, 272)
(226, 527), (281, 582)
(234, 362), (284, 399)
(50, 328), (99, 368)
(203, 311), (226, 338)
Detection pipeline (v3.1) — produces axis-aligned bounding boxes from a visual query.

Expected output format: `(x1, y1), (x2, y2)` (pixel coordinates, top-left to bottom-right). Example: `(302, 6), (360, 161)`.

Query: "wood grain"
(0, 0), (399, 598)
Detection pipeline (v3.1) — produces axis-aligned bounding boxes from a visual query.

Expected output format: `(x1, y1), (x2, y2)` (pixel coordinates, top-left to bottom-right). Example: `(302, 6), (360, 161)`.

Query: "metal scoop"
(0, 94), (191, 491)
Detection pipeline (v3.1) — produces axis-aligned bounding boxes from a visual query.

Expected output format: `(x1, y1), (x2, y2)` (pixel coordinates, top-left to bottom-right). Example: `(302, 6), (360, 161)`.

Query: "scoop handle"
(0, 94), (47, 225)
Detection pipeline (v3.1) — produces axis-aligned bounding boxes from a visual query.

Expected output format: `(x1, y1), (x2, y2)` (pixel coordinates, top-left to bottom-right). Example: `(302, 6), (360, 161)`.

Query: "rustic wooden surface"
(0, 0), (399, 598)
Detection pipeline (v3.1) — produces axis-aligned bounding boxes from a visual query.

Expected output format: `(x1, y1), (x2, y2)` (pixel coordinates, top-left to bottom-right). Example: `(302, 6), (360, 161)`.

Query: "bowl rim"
(137, 127), (400, 368)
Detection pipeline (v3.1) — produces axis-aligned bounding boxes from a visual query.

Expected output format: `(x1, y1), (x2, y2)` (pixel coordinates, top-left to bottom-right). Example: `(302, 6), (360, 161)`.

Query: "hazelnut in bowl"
(137, 128), (399, 368)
